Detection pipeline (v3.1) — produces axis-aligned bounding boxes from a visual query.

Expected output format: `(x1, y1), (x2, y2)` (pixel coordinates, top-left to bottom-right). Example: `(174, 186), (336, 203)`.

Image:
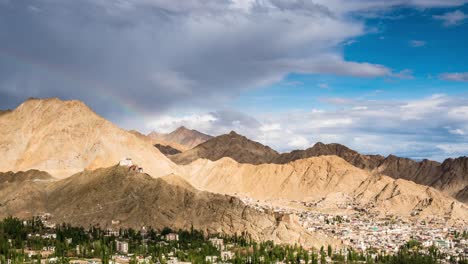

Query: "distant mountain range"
(168, 131), (468, 203)
(180, 156), (467, 220)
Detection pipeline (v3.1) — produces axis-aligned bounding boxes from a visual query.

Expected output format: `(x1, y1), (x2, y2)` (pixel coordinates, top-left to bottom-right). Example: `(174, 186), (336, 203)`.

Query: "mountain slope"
(129, 130), (188, 153)
(148, 126), (212, 149)
(180, 156), (468, 221)
(431, 157), (468, 200)
(154, 144), (182, 155)
(0, 170), (54, 218)
(0, 98), (178, 178)
(1, 166), (337, 248)
(170, 131), (279, 165)
(169, 133), (466, 202)
(275, 142), (384, 169)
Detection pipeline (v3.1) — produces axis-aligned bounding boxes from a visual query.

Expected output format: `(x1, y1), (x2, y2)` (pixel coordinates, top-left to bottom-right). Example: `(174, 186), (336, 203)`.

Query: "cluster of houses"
(240, 196), (468, 262)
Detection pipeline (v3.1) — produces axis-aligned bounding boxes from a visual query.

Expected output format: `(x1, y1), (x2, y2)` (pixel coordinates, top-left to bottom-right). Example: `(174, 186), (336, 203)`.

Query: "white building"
(221, 251), (234, 261)
(119, 158), (133, 167)
(116, 240), (129, 254)
(165, 233), (179, 241)
(209, 238), (224, 250)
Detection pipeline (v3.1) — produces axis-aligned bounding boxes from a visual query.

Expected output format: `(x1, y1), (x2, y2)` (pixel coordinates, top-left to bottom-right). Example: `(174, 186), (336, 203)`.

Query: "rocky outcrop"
(169, 131), (279, 165)
(154, 144), (182, 155)
(274, 142), (384, 169)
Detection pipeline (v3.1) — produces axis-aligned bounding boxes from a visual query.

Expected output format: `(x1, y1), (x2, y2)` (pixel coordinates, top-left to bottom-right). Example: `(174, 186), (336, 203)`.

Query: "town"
(240, 197), (468, 264)
(0, 214), (466, 264)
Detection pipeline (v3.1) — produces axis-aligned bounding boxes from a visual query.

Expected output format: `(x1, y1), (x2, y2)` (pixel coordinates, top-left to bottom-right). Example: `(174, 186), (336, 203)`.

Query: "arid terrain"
(0, 98), (467, 250)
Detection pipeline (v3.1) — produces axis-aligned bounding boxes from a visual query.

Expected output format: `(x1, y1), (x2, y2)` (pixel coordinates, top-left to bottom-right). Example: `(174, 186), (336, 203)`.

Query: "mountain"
(0, 169), (53, 184)
(0, 98), (178, 178)
(277, 145), (467, 203)
(0, 166), (337, 248)
(169, 131), (279, 165)
(275, 142), (384, 169)
(129, 130), (188, 153)
(154, 143), (182, 155)
(148, 126), (213, 149)
(431, 157), (468, 201)
(0, 170), (54, 218)
(287, 141), (467, 203)
(180, 156), (468, 221)
(168, 132), (467, 203)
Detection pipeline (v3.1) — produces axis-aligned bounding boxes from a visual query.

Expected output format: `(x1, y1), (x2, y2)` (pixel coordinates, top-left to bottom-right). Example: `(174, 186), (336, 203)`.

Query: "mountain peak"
(169, 131), (279, 165)
(174, 126), (190, 132)
(149, 126), (213, 149)
(0, 97), (177, 178)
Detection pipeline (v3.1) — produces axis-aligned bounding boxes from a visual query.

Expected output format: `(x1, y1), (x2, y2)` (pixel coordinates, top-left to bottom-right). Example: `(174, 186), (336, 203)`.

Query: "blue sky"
(234, 5), (468, 113)
(0, 0), (467, 160)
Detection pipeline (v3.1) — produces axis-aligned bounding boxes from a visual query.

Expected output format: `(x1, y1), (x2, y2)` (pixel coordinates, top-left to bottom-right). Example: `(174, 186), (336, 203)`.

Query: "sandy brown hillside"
(129, 130), (188, 153)
(0, 98), (178, 178)
(169, 133), (467, 202)
(180, 156), (468, 221)
(148, 126), (212, 149)
(170, 131), (279, 165)
(0, 170), (54, 218)
(280, 144), (467, 203)
(0, 166), (337, 248)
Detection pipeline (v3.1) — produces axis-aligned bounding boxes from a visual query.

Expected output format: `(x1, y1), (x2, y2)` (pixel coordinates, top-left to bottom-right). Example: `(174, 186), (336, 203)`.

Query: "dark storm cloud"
(1, 0), (467, 118)
(0, 0), (394, 117)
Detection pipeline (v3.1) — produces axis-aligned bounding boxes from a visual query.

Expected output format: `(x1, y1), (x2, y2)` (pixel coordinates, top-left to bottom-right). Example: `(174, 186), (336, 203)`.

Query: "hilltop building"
(119, 158), (133, 167)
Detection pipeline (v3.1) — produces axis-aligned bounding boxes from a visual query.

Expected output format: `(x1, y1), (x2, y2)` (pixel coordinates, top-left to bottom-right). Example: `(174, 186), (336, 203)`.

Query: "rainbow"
(0, 45), (149, 122)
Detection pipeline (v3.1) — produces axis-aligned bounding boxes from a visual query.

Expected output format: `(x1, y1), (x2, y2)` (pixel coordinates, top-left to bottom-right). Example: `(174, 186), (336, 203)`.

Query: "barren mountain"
(275, 142), (384, 169)
(0, 98), (178, 178)
(0, 170), (54, 218)
(180, 156), (468, 221)
(170, 131), (279, 165)
(431, 157), (468, 200)
(280, 145), (467, 203)
(129, 130), (188, 153)
(170, 133), (467, 202)
(0, 166), (337, 248)
(148, 126), (212, 149)
(154, 143), (182, 155)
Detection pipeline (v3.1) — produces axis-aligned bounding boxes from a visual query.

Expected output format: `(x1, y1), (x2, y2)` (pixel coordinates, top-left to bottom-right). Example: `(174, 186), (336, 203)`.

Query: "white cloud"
(440, 72), (468, 82)
(409, 40), (426, 47)
(150, 94), (468, 161)
(146, 114), (217, 133)
(260, 123), (281, 132)
(2, 0), (466, 116)
(288, 136), (310, 149)
(433, 10), (468, 26)
(318, 83), (330, 89)
(449, 129), (466, 135)
(352, 106), (368, 111)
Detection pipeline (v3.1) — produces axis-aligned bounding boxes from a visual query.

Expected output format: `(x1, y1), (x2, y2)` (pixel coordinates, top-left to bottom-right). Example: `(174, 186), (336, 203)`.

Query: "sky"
(0, 0), (467, 161)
